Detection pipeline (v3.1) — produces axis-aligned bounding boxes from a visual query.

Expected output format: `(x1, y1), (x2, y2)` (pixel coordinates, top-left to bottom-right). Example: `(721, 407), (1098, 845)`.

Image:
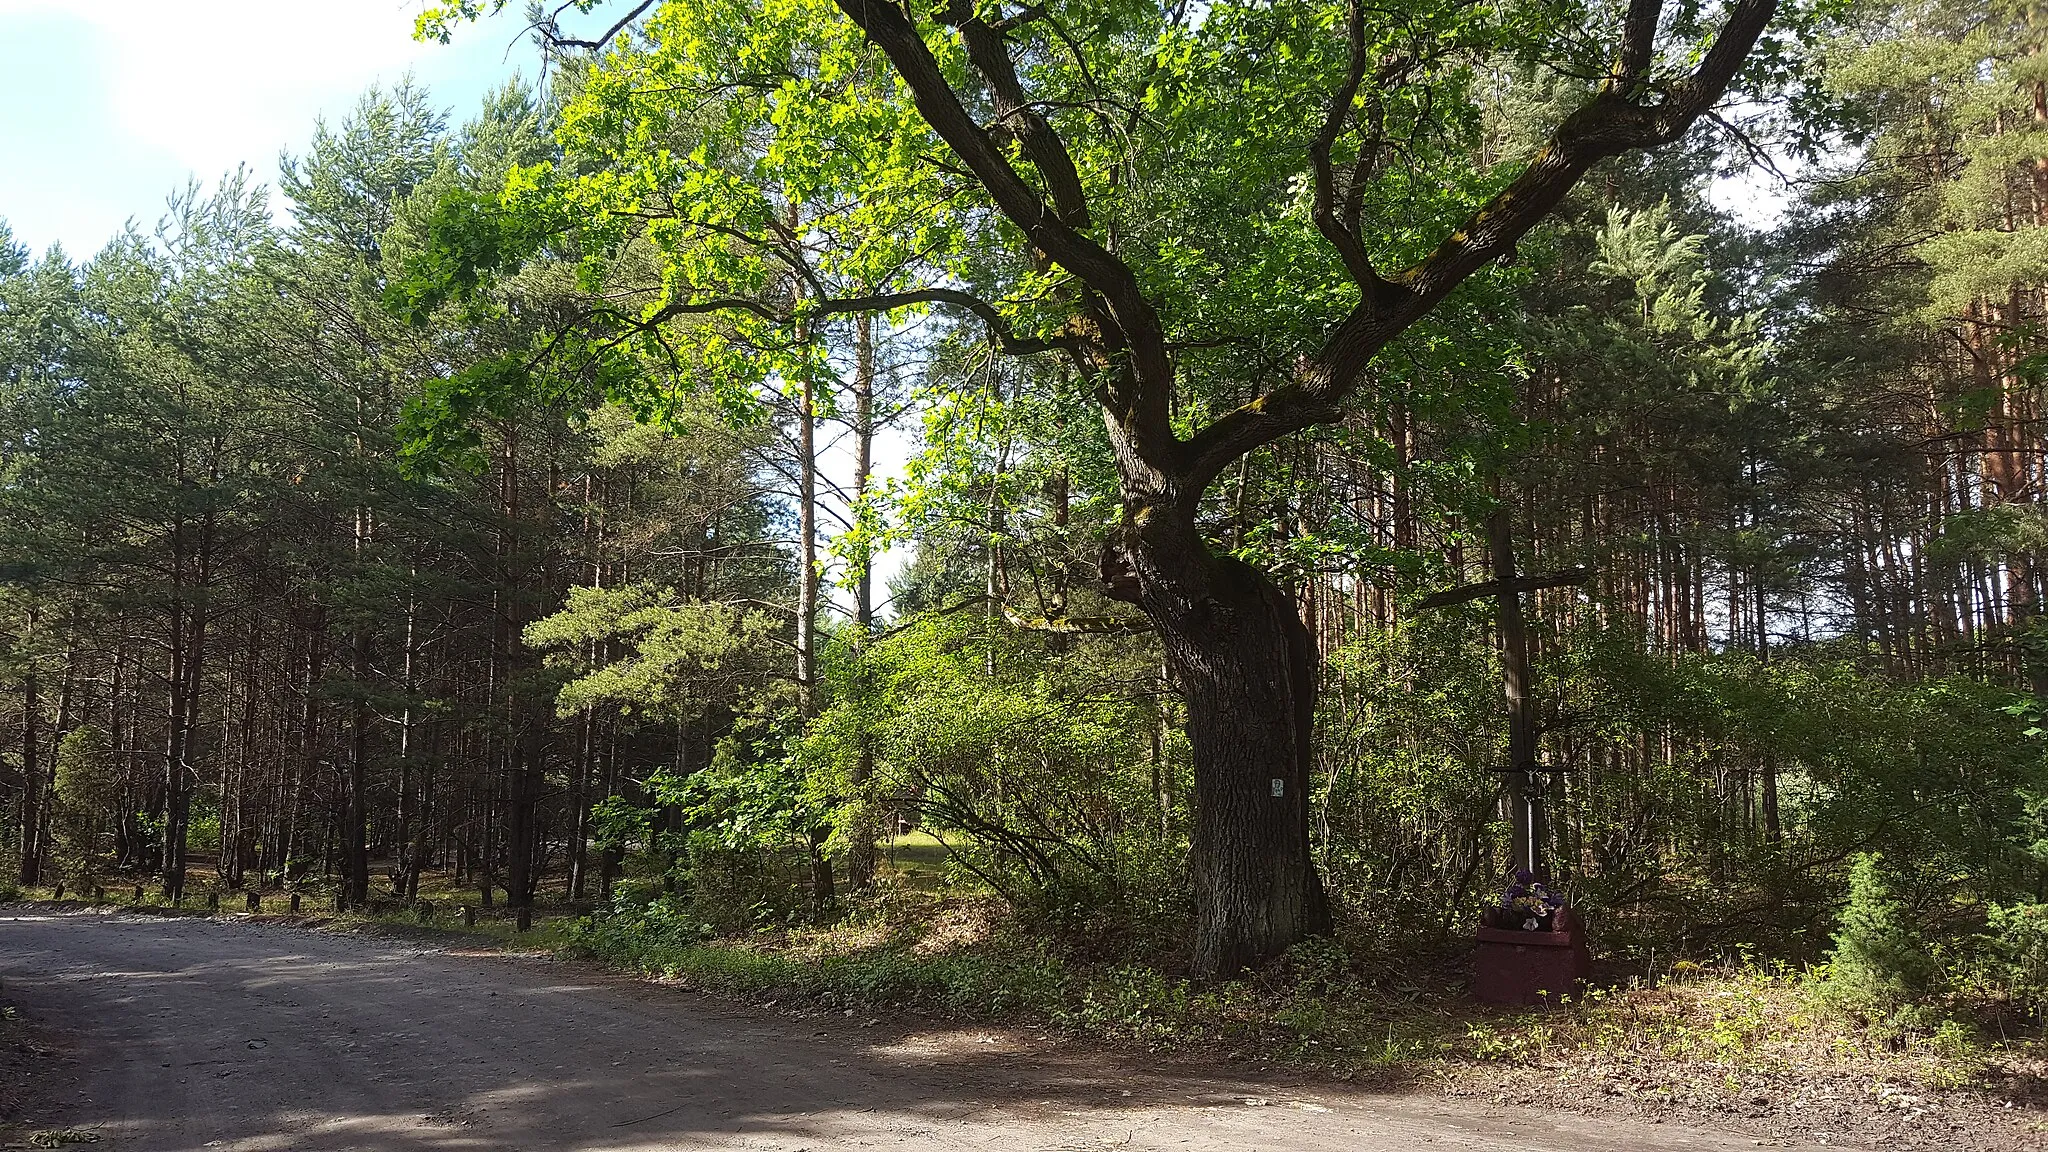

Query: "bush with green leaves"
(1974, 902), (2048, 1024)
(800, 614), (1184, 955)
(1826, 853), (1939, 1017)
(678, 832), (814, 934)
(50, 723), (118, 884)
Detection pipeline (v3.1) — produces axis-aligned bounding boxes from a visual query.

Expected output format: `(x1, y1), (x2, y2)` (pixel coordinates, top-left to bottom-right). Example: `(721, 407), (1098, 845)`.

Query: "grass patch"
(562, 888), (2047, 1100)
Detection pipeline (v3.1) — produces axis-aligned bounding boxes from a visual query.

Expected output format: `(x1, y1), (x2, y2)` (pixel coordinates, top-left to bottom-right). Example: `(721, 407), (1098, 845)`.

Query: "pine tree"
(1829, 853), (1938, 1011)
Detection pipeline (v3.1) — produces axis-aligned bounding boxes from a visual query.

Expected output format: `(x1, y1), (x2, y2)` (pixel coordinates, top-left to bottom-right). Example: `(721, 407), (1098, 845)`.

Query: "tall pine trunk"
(505, 717), (542, 931)
(844, 315), (880, 893)
(341, 626), (372, 910)
(17, 657), (40, 887)
(162, 602), (207, 903)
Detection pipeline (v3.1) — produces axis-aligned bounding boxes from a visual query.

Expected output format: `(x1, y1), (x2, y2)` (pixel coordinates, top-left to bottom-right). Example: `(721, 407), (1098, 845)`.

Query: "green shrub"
(1976, 902), (2048, 1022)
(1826, 853), (1939, 1016)
(996, 837), (1191, 961)
(682, 832), (811, 933)
(50, 723), (117, 885)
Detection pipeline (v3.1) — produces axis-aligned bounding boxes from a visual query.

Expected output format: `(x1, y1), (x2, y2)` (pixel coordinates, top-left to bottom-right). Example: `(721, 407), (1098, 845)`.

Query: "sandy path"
(0, 910), (1815, 1151)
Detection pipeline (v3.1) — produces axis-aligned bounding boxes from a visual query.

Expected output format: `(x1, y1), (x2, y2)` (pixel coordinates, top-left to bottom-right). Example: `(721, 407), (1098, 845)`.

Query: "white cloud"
(12, 3), (529, 189)
(0, 1), (536, 252)
(109, 4), (446, 174)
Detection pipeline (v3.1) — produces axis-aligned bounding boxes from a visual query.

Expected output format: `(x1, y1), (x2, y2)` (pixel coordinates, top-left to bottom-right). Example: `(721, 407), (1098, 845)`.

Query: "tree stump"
(289, 893), (302, 914)
(246, 891), (261, 913)
(208, 892), (220, 912)
(51, 883), (64, 900)
(131, 885), (144, 903)
(462, 905), (476, 928)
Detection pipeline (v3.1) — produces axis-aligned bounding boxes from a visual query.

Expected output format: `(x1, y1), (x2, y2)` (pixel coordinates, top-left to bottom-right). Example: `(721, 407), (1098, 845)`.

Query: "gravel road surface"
(0, 909), (1818, 1151)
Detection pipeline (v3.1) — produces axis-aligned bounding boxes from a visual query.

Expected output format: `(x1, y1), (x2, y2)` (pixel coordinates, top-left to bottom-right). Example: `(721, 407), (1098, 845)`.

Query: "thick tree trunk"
(1107, 524), (1330, 978)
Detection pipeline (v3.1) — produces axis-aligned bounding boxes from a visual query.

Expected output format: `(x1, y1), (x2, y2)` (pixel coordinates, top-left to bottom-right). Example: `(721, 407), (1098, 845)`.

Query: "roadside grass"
(561, 885), (2047, 1103)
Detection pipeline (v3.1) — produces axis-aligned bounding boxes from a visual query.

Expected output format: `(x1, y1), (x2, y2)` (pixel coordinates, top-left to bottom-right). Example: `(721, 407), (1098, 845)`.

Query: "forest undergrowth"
(558, 883), (2048, 1149)
(570, 897), (2033, 1072)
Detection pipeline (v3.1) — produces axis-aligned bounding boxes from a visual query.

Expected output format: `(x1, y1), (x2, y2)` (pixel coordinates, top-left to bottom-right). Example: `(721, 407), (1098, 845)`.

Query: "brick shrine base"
(1473, 908), (1593, 1006)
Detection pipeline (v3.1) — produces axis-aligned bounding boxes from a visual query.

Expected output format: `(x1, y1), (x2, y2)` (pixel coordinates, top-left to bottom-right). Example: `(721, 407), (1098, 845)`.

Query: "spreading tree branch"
(832, 0), (1179, 463)
(528, 0), (657, 51)
(1180, 0), (1780, 496)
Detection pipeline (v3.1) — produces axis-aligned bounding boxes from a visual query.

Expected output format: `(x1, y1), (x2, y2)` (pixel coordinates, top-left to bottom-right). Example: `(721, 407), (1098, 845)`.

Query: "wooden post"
(289, 892), (301, 914)
(52, 883), (64, 900)
(246, 891), (260, 913)
(462, 905), (476, 928)
(132, 885), (144, 903)
(208, 892), (220, 912)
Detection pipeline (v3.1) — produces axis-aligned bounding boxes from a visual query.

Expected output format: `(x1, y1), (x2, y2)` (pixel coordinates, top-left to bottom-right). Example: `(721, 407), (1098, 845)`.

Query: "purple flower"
(1497, 869), (1566, 930)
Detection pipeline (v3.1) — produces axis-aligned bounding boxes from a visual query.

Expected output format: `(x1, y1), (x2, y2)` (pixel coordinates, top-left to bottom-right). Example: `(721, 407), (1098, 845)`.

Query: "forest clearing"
(4, 0), (2048, 1147)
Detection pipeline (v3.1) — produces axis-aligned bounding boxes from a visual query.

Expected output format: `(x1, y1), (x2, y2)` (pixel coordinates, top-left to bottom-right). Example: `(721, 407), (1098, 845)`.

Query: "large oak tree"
(411, 0), (1786, 975)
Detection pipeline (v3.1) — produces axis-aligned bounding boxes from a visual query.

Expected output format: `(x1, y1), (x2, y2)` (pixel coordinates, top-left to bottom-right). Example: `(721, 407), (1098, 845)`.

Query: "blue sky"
(0, 1), (540, 259)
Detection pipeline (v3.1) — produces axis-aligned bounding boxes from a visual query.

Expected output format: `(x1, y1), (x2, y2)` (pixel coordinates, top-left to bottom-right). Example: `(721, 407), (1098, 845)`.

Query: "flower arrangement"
(1497, 869), (1565, 931)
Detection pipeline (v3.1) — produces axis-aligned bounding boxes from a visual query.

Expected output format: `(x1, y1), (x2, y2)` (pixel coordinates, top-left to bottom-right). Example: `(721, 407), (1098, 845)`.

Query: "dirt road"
(0, 910), (1815, 1151)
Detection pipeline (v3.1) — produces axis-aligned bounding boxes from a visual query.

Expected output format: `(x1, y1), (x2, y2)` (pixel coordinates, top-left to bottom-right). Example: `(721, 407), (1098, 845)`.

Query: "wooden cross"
(1417, 509), (1589, 880)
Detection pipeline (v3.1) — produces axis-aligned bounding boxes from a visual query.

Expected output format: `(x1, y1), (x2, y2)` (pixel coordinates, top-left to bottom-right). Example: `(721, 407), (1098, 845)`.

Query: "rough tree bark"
(1107, 535), (1330, 974)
